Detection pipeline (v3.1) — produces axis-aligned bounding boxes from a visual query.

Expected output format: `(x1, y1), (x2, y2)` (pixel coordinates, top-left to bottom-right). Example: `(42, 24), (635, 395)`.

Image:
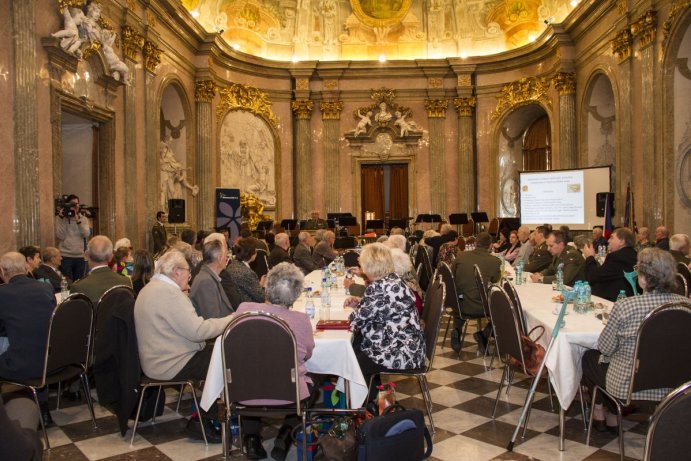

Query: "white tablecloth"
(200, 270), (368, 411)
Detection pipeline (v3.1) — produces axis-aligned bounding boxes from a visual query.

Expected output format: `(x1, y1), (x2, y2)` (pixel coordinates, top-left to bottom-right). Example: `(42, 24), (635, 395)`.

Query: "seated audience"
(189, 239), (233, 319)
(227, 238), (266, 304)
(524, 226), (551, 273)
(195, 229), (210, 251)
(583, 227), (638, 301)
(581, 248), (688, 432)
(592, 226), (608, 252)
(436, 233), (461, 267)
(655, 225), (670, 250)
(134, 250), (232, 441)
(389, 227), (405, 236)
(573, 234), (592, 253)
(293, 231), (317, 275)
(303, 209), (327, 230)
(180, 229), (197, 246)
(72, 235), (132, 306)
(112, 246), (133, 276)
(512, 225), (533, 267)
(385, 234), (407, 252)
(530, 230), (585, 286)
(18, 246), (41, 277)
(235, 263), (315, 460)
(34, 246), (64, 293)
(114, 238), (132, 252)
(391, 248), (424, 315)
(560, 225), (573, 243)
(669, 234), (690, 265)
(425, 224), (456, 266)
(347, 243), (425, 398)
(492, 228), (511, 254)
(130, 249), (154, 297)
(635, 227), (652, 251)
(0, 396), (43, 461)
(503, 230), (521, 263)
(268, 232), (292, 268)
(264, 232), (276, 252)
(312, 230), (338, 267)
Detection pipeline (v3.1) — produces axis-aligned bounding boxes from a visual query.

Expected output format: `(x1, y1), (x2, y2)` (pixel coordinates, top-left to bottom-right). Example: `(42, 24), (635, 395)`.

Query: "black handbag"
(356, 404), (432, 461)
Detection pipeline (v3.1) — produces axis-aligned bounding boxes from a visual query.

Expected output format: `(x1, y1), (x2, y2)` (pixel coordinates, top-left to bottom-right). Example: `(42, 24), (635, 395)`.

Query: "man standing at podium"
(303, 210), (327, 230)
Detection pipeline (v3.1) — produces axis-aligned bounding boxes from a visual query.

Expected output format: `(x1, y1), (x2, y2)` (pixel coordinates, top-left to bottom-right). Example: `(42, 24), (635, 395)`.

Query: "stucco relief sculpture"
(354, 110), (372, 135)
(160, 136), (199, 211)
(394, 110), (419, 136)
(348, 87), (422, 139)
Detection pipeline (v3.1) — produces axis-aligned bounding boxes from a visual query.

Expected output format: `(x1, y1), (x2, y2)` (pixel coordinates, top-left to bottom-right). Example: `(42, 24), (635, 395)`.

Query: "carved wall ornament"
(319, 100), (344, 120)
(425, 98), (448, 118)
(553, 72), (576, 96)
(630, 9), (657, 49)
(126, 0), (136, 10)
(195, 80), (217, 103)
(349, 0), (413, 28)
(663, 1), (691, 49)
(428, 77), (443, 89)
(324, 79), (338, 90)
(295, 78), (309, 91)
(453, 97), (476, 117)
(58, 0), (86, 13)
(147, 11), (157, 29)
(611, 28), (633, 62)
(490, 77), (551, 120)
(457, 74), (472, 87)
(617, 0), (627, 15)
(346, 88), (420, 140)
(217, 83), (279, 127)
(240, 192), (272, 231)
(291, 99), (314, 120)
(121, 25), (144, 61)
(143, 40), (162, 73)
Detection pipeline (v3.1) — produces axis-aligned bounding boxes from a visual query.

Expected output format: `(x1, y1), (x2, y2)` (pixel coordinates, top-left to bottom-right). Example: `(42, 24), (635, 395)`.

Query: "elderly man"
(189, 239), (233, 319)
(592, 226), (608, 252)
(71, 235), (132, 305)
(655, 226), (670, 250)
(583, 227), (638, 301)
(636, 227), (652, 251)
(303, 209), (327, 230)
(512, 225), (534, 267)
(524, 226), (551, 273)
(268, 232), (292, 268)
(293, 232), (317, 274)
(313, 230), (338, 267)
(385, 234), (407, 252)
(531, 230), (585, 286)
(33, 247), (65, 293)
(669, 233), (690, 265)
(135, 250), (232, 442)
(0, 252), (57, 426)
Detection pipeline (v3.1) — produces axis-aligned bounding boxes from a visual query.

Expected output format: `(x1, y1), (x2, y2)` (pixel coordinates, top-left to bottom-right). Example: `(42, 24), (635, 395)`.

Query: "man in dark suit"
(523, 226), (551, 273)
(0, 251), (57, 425)
(268, 233), (292, 268)
(583, 227), (638, 301)
(592, 226), (608, 251)
(33, 246), (65, 293)
(655, 226), (670, 251)
(190, 239), (233, 319)
(152, 211), (168, 255)
(72, 235), (132, 306)
(293, 231), (317, 274)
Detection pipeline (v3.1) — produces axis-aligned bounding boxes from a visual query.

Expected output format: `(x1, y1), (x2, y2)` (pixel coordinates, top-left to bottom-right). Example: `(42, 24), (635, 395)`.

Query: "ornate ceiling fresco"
(182, 0), (579, 61)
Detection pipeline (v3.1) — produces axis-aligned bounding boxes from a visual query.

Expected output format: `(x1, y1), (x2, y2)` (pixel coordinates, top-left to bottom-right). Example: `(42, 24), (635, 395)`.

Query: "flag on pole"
(624, 183), (631, 229)
(603, 193), (614, 239)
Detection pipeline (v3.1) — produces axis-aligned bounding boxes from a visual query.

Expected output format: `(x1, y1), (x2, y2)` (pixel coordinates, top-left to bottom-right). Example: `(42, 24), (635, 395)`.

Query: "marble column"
(553, 72), (577, 170)
(291, 99), (314, 219)
(454, 97), (476, 213)
(195, 80), (216, 231)
(143, 40), (162, 248)
(424, 99), (448, 215)
(612, 29), (634, 227)
(319, 100), (344, 214)
(11, 1), (40, 246)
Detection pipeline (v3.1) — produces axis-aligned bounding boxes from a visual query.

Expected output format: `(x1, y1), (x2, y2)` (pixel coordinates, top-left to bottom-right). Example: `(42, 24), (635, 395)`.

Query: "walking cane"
(507, 290), (576, 451)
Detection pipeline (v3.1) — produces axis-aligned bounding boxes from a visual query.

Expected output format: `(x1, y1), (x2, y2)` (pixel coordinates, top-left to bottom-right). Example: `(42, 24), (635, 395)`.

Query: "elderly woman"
(581, 248), (688, 432)
(346, 243), (425, 399)
(226, 238), (266, 304)
(235, 263), (315, 460)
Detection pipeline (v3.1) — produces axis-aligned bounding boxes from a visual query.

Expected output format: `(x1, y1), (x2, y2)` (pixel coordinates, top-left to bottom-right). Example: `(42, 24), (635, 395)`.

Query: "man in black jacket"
(583, 227), (638, 301)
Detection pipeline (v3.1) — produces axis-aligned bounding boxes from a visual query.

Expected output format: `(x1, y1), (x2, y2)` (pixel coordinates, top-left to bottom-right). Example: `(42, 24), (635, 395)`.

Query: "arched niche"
(582, 72), (616, 190)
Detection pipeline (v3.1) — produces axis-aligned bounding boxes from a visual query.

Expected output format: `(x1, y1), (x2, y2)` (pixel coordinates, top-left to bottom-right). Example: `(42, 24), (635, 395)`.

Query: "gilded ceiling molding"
(195, 80), (217, 103)
(611, 28), (633, 62)
(146, 11), (157, 29)
(319, 100), (344, 120)
(663, 1), (691, 49)
(617, 0), (627, 15)
(424, 99), (448, 118)
(371, 87), (396, 106)
(630, 9), (657, 49)
(428, 78), (443, 89)
(552, 72), (576, 96)
(142, 40), (162, 73)
(453, 97), (476, 117)
(58, 0), (86, 13)
(291, 99), (314, 120)
(295, 79), (309, 91)
(349, 0), (413, 28)
(217, 83), (279, 127)
(121, 25), (144, 62)
(490, 77), (551, 121)
(126, 0), (136, 9)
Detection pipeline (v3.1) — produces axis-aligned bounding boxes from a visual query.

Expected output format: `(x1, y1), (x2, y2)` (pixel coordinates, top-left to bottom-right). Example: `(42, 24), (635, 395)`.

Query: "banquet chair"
(220, 311), (308, 457)
(415, 245), (434, 293)
(673, 273), (688, 297)
(586, 301), (691, 460)
(643, 381), (691, 461)
(0, 293), (97, 449)
(88, 285), (134, 369)
(487, 217), (500, 238)
(678, 263), (691, 297)
(342, 249), (361, 268)
(473, 265), (494, 361)
(437, 262), (485, 353)
(366, 274), (446, 435)
(461, 220), (474, 237)
(250, 249), (269, 278)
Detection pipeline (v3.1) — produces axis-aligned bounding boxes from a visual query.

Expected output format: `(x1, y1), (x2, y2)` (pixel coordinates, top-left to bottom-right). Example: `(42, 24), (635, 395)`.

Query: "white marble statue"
(374, 101), (393, 123)
(100, 30), (129, 82)
(51, 7), (85, 57)
(159, 136), (199, 211)
(353, 110), (372, 136)
(394, 110), (419, 136)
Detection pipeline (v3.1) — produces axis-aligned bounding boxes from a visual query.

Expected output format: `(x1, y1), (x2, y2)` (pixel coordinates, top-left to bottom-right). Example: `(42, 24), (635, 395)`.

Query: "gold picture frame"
(350, 0), (413, 27)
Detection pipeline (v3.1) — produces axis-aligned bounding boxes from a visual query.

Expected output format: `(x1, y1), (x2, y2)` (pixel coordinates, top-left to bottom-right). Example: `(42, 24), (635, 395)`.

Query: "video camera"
(54, 195), (98, 219)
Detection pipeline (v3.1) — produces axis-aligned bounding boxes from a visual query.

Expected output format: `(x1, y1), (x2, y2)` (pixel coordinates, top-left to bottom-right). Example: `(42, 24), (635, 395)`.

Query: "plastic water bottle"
(305, 288), (315, 319)
(556, 265), (564, 291)
(573, 281), (583, 313)
(230, 416), (240, 448)
(60, 277), (70, 301)
(583, 282), (592, 312)
(515, 262), (523, 286)
(616, 289), (627, 302)
(321, 277), (331, 308)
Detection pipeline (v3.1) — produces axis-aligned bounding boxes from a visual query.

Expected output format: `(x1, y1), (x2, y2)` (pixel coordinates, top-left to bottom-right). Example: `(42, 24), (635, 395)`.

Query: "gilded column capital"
(319, 100), (344, 120)
(195, 80), (216, 103)
(424, 99), (448, 118)
(142, 40), (162, 73)
(611, 28), (633, 62)
(58, 0), (86, 13)
(453, 97), (476, 117)
(457, 74), (472, 88)
(553, 72), (576, 96)
(663, 1), (690, 49)
(291, 99), (314, 120)
(631, 9), (657, 48)
(121, 25), (144, 62)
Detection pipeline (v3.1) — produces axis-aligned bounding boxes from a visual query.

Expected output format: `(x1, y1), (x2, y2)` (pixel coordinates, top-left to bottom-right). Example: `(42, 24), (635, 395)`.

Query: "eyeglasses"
(176, 266), (192, 281)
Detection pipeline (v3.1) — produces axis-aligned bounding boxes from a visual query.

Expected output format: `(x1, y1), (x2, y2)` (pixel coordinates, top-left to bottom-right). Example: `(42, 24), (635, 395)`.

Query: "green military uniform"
(152, 221), (167, 255)
(450, 248), (501, 318)
(303, 218), (327, 230)
(524, 242), (551, 273)
(540, 245), (585, 287)
(71, 266), (133, 306)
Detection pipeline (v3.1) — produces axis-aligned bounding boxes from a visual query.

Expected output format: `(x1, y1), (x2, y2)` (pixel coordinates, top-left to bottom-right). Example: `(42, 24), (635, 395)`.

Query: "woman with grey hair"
(581, 248), (687, 432)
(345, 243), (425, 400)
(234, 262), (315, 459)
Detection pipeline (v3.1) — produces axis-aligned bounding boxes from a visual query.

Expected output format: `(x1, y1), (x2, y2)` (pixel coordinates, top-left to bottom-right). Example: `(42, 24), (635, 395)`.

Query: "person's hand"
(530, 273), (542, 283)
(350, 267), (363, 278)
(343, 296), (361, 308)
(582, 243), (596, 258)
(57, 208), (65, 219)
(259, 274), (268, 287)
(343, 278), (354, 289)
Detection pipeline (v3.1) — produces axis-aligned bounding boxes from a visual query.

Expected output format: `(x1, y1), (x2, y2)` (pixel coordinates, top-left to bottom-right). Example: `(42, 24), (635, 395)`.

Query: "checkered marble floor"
(11, 325), (649, 461)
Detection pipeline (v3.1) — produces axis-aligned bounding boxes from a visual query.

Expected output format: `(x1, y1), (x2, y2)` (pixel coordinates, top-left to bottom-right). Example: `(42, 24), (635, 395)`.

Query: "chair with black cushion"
(220, 311), (307, 457)
(502, 279), (528, 335)
(89, 285), (135, 368)
(415, 246), (434, 293)
(0, 293), (97, 449)
(437, 262), (485, 353)
(250, 249), (269, 279)
(678, 263), (691, 297)
(586, 301), (691, 460)
(643, 381), (691, 461)
(342, 249), (361, 268)
(673, 273), (688, 297)
(473, 264), (494, 361)
(366, 275), (446, 435)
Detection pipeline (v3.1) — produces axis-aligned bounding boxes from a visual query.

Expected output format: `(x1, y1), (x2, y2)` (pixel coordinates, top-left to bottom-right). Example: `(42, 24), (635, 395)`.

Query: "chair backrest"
(473, 264), (490, 317)
(221, 311), (300, 408)
(461, 220), (474, 237)
(502, 279), (528, 335)
(41, 293), (94, 383)
(673, 273), (688, 297)
(436, 262), (460, 316)
(629, 301), (691, 400)
(251, 249), (269, 278)
(678, 264), (691, 296)
(488, 217), (500, 236)
(644, 381), (691, 461)
(93, 285), (135, 364)
(416, 246), (433, 292)
(342, 249), (361, 268)
(487, 286), (527, 374)
(420, 275), (446, 370)
(457, 236), (466, 251)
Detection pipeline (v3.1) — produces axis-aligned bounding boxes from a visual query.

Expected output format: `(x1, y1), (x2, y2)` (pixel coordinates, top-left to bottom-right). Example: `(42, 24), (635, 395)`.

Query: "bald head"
(275, 232), (290, 250)
(86, 235), (114, 265)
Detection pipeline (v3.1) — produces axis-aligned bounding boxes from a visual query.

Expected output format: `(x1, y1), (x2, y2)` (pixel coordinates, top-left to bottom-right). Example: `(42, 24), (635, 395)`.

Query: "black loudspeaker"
(168, 199), (186, 223)
(596, 193), (615, 217)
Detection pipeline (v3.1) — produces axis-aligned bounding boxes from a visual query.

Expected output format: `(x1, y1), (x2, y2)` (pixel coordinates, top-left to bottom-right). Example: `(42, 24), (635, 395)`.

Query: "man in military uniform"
(303, 210), (327, 230)
(530, 229), (585, 286)
(523, 226), (551, 273)
(152, 211), (167, 255)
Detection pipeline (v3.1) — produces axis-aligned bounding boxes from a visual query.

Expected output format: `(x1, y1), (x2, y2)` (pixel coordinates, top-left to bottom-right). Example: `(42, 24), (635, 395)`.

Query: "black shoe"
(271, 425), (293, 461)
(185, 415), (222, 443)
(451, 328), (462, 353)
(244, 434), (268, 459)
(38, 401), (54, 428)
(593, 419), (608, 432)
(474, 331), (488, 354)
(606, 424), (620, 434)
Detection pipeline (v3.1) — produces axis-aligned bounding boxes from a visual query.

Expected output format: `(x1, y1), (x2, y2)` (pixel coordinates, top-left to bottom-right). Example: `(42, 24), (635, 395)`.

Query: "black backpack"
(357, 404), (432, 461)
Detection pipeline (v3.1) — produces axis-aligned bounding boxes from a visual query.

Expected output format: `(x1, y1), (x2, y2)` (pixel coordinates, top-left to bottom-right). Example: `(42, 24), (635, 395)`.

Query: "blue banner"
(215, 188), (241, 243)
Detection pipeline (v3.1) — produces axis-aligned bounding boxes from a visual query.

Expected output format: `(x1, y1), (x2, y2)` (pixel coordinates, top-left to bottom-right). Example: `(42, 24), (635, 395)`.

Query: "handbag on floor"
(508, 325), (546, 376)
(356, 404), (432, 461)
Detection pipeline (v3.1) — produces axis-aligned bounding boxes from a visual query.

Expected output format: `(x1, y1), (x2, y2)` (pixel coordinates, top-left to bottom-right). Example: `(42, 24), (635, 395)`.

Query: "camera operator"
(55, 194), (91, 282)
